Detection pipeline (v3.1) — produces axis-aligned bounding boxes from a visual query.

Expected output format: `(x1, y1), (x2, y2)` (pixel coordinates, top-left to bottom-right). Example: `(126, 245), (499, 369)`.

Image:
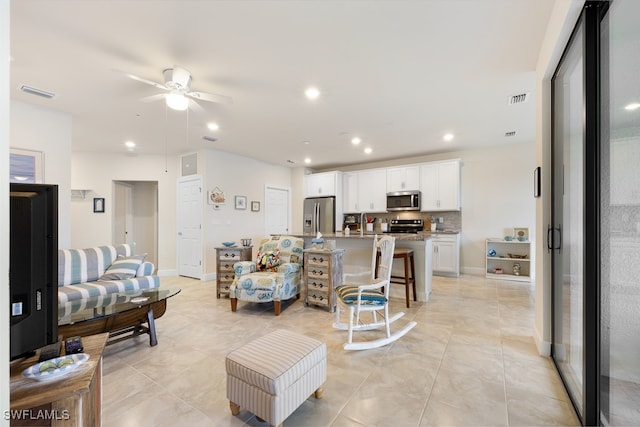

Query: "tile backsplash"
(350, 211), (461, 232)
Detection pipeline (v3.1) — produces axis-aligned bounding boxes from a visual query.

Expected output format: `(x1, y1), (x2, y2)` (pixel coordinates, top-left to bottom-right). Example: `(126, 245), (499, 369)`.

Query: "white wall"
(200, 149), (293, 277)
(71, 152), (179, 274)
(458, 143), (535, 274)
(10, 100), (72, 248)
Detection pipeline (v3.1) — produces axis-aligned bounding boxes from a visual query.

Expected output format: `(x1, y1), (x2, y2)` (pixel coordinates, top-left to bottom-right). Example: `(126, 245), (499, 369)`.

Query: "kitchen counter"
(297, 230), (459, 241)
(297, 232), (437, 301)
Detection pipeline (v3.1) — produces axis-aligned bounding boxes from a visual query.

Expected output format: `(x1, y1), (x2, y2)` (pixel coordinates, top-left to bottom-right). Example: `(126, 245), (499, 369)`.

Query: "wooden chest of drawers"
(304, 249), (344, 311)
(216, 246), (252, 298)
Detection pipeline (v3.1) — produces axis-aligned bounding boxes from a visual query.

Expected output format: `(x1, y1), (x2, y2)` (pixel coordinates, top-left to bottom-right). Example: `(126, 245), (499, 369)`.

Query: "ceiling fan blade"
(140, 93), (167, 103)
(124, 72), (167, 90)
(187, 91), (233, 104)
(188, 99), (206, 114)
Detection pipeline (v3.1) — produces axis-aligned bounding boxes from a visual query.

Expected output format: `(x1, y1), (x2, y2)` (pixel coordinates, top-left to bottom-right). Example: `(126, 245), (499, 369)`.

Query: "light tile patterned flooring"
(102, 275), (580, 426)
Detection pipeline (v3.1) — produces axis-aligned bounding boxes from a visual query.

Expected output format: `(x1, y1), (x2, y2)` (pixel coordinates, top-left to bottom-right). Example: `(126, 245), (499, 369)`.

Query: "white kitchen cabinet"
(420, 160), (461, 211)
(485, 239), (531, 282)
(386, 166), (420, 192)
(342, 169), (386, 213)
(305, 171), (342, 197)
(431, 233), (460, 276)
(342, 172), (359, 212)
(357, 169), (387, 212)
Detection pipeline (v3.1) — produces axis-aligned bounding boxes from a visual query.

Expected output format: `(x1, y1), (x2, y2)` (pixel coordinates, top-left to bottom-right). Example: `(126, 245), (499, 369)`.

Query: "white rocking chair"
(333, 235), (417, 350)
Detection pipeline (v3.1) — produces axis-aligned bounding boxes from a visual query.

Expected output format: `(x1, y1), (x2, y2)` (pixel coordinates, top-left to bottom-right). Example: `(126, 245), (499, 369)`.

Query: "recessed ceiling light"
(304, 158), (311, 164)
(624, 103), (640, 111)
(301, 140), (311, 145)
(207, 122), (219, 131)
(443, 133), (454, 141)
(351, 137), (361, 145)
(124, 141), (136, 148)
(364, 147), (372, 154)
(305, 87), (320, 100)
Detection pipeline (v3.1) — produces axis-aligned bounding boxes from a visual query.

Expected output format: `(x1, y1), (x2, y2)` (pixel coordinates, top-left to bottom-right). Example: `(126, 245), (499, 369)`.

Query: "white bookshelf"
(485, 239), (531, 282)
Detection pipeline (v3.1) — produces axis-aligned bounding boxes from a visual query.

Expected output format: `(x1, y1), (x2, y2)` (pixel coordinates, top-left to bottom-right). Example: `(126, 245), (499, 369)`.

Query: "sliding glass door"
(551, 12), (586, 420)
(600, 1), (640, 425)
(551, 1), (640, 425)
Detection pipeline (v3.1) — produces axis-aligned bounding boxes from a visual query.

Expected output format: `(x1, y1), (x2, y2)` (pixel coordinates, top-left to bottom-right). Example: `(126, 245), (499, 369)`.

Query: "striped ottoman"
(225, 329), (327, 427)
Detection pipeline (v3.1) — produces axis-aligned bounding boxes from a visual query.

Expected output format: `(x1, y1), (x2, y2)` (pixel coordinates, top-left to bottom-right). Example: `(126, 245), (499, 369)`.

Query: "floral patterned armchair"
(229, 235), (304, 315)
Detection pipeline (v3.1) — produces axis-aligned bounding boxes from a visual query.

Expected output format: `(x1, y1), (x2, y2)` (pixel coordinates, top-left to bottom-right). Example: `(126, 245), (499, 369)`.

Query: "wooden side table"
(216, 246), (253, 298)
(10, 333), (109, 427)
(304, 248), (344, 311)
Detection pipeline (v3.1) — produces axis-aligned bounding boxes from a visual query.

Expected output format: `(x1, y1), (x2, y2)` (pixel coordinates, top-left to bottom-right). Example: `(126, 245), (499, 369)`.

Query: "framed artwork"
(251, 201), (260, 212)
(235, 195), (247, 210)
(533, 166), (541, 198)
(93, 198), (105, 213)
(513, 227), (529, 241)
(9, 148), (44, 183)
(208, 187), (225, 205)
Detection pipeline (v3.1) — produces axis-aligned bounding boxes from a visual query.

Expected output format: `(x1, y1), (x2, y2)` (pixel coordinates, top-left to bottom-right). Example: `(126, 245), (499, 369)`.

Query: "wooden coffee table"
(58, 288), (180, 346)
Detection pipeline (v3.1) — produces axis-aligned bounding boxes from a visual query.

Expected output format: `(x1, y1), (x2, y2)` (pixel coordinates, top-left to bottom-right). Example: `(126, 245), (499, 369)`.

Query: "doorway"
(177, 175), (203, 279)
(264, 186), (290, 235)
(113, 180), (158, 266)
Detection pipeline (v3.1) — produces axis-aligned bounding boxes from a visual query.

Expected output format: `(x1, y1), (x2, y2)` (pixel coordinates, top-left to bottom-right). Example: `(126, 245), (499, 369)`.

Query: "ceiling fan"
(125, 65), (232, 112)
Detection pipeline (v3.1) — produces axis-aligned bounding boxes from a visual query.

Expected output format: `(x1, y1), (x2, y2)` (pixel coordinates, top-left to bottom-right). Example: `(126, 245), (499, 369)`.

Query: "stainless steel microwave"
(386, 191), (421, 211)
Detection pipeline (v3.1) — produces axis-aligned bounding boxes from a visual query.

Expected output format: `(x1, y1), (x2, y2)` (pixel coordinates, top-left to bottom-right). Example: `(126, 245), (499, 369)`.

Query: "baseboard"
(534, 325), (551, 356)
(461, 266), (485, 276)
(157, 269), (178, 276)
(202, 272), (216, 282)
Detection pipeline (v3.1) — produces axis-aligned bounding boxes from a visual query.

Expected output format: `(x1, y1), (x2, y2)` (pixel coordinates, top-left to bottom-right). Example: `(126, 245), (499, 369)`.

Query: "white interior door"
(265, 186), (289, 235)
(113, 182), (133, 245)
(177, 176), (203, 278)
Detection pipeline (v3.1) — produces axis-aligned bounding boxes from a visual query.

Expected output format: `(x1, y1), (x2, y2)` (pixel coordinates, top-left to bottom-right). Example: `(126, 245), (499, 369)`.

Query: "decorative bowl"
(222, 242), (236, 247)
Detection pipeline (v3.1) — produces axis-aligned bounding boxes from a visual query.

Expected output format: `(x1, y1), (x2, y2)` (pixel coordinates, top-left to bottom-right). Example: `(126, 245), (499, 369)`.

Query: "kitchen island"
(298, 231), (454, 302)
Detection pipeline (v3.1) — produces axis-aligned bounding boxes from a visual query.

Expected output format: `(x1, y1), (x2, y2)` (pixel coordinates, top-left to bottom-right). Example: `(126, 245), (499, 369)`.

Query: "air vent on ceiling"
(202, 136), (218, 142)
(505, 131), (517, 137)
(508, 93), (528, 105)
(20, 85), (56, 99)
(287, 160), (296, 164)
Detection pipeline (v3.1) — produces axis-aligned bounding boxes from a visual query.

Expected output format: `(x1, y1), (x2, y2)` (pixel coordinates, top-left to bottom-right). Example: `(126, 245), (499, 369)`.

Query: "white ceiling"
(10, 0), (556, 170)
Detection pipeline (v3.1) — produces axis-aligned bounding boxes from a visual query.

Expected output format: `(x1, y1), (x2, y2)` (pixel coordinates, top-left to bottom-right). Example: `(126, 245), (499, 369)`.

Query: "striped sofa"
(57, 243), (160, 308)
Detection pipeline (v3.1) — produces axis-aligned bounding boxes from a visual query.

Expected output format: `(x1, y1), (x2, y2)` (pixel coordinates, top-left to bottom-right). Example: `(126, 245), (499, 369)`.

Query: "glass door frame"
(550, 2), (610, 425)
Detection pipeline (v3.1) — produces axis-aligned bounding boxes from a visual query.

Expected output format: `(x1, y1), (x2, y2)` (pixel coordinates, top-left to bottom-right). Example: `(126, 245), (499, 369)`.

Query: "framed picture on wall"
(9, 148), (44, 183)
(235, 195), (247, 210)
(93, 198), (105, 213)
(251, 201), (260, 212)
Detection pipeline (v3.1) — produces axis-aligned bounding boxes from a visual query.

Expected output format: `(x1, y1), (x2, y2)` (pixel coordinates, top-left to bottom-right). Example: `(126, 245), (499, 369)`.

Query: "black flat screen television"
(9, 183), (58, 360)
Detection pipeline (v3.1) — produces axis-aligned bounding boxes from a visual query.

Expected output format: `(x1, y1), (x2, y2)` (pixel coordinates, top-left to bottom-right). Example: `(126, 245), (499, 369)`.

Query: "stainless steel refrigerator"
(303, 196), (336, 235)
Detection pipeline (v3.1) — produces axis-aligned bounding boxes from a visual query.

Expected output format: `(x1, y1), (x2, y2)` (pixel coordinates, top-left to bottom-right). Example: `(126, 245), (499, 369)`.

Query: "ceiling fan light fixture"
(166, 92), (189, 111)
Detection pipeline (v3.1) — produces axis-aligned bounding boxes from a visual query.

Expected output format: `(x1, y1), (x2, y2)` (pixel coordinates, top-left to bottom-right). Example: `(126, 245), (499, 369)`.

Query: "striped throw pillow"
(99, 254), (146, 281)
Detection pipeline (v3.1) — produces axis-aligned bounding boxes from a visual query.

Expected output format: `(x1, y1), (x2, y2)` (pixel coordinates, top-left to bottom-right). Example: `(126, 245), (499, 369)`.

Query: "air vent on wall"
(508, 93), (528, 105)
(20, 85), (56, 99)
(505, 131), (516, 137)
